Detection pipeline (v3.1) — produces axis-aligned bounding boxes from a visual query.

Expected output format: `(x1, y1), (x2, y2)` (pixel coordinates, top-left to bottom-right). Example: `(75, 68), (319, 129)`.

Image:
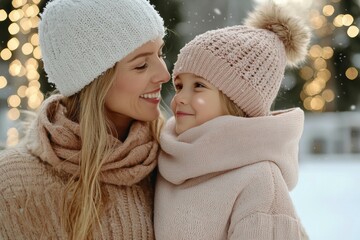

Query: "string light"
(347, 26), (359, 38)
(1, 0), (359, 146)
(0, 76), (8, 89)
(322, 89), (335, 102)
(17, 85), (27, 97)
(7, 37), (20, 50)
(7, 108), (20, 121)
(342, 14), (354, 26)
(345, 67), (358, 80)
(0, 48), (12, 60)
(6, 127), (19, 146)
(0, 0), (43, 147)
(300, 0), (358, 112)
(322, 5), (335, 16)
(0, 9), (7, 21)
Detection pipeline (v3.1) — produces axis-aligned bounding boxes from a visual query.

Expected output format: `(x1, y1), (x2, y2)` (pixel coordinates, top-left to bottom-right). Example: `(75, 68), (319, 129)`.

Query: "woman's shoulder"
(0, 144), (39, 168)
(0, 145), (34, 171)
(0, 145), (60, 194)
(0, 145), (66, 239)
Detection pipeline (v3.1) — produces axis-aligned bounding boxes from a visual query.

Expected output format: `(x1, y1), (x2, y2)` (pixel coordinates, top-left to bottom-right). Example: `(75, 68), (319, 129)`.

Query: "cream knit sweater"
(155, 108), (307, 240)
(0, 95), (159, 239)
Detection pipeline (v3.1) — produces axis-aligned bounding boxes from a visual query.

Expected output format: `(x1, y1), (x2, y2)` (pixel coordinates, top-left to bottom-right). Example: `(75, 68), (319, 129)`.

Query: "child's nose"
(174, 90), (189, 105)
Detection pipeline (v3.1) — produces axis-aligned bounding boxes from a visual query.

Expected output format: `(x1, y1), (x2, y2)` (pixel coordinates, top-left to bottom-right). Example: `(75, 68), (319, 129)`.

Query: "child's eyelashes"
(194, 82), (206, 88)
(173, 82), (206, 92)
(174, 83), (182, 92)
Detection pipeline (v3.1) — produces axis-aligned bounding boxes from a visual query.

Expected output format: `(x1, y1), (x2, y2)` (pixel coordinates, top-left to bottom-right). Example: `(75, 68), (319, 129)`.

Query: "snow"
(291, 156), (360, 240)
(213, 8), (221, 15)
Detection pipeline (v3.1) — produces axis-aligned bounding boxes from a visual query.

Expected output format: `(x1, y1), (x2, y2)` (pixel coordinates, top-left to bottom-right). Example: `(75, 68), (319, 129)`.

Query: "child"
(154, 2), (310, 240)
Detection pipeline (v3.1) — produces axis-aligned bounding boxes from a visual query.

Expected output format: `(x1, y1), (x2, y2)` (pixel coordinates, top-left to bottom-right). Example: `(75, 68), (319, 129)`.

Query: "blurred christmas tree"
(334, 0), (360, 111)
(275, 0), (360, 112)
(0, 0), (359, 114)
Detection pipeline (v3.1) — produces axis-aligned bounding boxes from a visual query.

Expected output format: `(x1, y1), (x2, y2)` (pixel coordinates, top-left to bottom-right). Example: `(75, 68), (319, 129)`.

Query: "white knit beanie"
(39, 0), (165, 96)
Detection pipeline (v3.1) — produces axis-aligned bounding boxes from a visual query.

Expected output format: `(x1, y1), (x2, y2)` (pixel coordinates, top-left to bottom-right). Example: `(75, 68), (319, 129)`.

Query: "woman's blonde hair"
(219, 91), (246, 117)
(61, 65), (163, 240)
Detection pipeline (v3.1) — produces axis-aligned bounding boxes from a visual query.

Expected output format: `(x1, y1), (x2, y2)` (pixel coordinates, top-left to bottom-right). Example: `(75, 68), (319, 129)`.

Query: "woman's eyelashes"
(159, 43), (166, 59)
(159, 52), (166, 59)
(135, 63), (148, 70)
(134, 52), (165, 71)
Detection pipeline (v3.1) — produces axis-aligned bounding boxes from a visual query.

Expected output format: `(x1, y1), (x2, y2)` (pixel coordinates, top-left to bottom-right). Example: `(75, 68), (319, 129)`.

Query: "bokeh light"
(0, 9), (8, 21)
(7, 37), (20, 51)
(7, 108), (20, 121)
(347, 25), (359, 38)
(342, 14), (354, 26)
(8, 95), (21, 108)
(345, 67), (358, 80)
(6, 127), (19, 146)
(322, 89), (335, 102)
(0, 48), (12, 61)
(322, 5), (335, 16)
(0, 76), (8, 89)
(8, 22), (20, 35)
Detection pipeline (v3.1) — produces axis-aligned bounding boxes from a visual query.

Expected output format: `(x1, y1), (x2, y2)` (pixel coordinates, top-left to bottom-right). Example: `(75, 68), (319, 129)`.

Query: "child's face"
(171, 73), (227, 135)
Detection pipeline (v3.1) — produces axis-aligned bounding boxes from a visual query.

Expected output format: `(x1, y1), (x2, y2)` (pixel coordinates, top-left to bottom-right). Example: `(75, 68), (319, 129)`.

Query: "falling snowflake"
(214, 8), (221, 15)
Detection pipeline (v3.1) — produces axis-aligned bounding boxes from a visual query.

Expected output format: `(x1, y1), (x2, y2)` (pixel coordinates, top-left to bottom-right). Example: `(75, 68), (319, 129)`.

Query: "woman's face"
(105, 38), (170, 125)
(171, 73), (227, 135)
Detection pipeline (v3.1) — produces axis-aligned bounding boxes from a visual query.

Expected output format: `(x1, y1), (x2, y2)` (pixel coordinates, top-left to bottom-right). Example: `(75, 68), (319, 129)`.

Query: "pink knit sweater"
(155, 108), (307, 240)
(0, 95), (159, 239)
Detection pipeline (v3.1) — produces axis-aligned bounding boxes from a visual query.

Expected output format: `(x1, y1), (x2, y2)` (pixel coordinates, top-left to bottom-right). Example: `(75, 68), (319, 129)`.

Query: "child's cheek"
(194, 96), (206, 107)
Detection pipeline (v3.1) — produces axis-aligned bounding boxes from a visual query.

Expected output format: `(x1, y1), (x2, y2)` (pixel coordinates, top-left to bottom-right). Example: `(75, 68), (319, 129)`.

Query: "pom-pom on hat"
(39, 0), (165, 96)
(173, 2), (311, 117)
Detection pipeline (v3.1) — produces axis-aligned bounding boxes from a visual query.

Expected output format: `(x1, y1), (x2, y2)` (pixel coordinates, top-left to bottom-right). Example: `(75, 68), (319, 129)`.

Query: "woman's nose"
(153, 59), (170, 84)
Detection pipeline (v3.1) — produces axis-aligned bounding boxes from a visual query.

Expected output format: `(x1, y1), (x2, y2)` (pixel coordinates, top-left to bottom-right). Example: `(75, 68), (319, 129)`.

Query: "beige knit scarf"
(27, 95), (158, 186)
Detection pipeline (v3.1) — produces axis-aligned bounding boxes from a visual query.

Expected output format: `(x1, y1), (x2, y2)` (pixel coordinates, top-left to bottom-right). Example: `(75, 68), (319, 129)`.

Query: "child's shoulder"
(234, 161), (287, 191)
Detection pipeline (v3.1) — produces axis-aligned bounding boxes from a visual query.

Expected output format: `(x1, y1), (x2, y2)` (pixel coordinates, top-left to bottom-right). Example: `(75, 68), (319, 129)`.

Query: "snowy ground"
(291, 155), (360, 240)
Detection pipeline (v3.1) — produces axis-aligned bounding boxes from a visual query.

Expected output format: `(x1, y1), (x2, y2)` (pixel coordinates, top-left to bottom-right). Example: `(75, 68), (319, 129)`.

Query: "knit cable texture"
(173, 2), (311, 117)
(0, 95), (158, 239)
(155, 108), (306, 239)
(39, 0), (165, 96)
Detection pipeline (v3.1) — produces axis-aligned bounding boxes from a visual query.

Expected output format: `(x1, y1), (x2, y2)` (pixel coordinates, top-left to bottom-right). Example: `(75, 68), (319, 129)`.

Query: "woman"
(0, 0), (169, 239)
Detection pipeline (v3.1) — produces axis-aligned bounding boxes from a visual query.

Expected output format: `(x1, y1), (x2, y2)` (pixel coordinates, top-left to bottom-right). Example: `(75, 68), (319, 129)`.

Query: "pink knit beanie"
(173, 2), (311, 117)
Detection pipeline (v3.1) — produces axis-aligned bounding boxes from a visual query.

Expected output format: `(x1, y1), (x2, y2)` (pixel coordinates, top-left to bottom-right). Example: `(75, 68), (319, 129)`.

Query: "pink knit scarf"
(159, 108), (304, 190)
(27, 95), (158, 186)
